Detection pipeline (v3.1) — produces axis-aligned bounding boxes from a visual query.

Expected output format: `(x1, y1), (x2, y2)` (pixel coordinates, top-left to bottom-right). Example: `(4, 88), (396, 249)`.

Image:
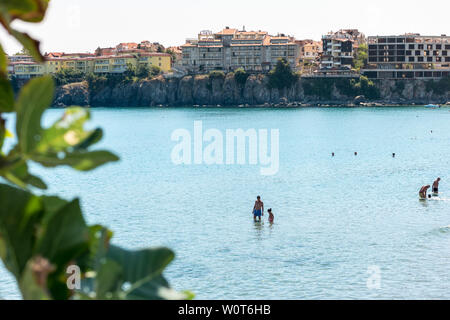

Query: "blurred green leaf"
(0, 44), (7, 74)
(8, 28), (44, 62)
(2, 162), (47, 190)
(0, 184), (44, 278)
(0, 0), (49, 23)
(0, 78), (14, 112)
(36, 107), (93, 153)
(31, 150), (119, 171)
(28, 106), (119, 171)
(107, 245), (180, 300)
(15, 76), (54, 154)
(19, 258), (52, 300)
(35, 197), (89, 266)
(95, 259), (123, 299)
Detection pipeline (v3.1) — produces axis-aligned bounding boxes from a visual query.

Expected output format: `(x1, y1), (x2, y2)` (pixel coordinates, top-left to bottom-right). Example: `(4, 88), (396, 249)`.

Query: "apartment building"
(9, 52), (172, 79)
(181, 27), (299, 74)
(296, 40), (322, 62)
(320, 29), (365, 71)
(362, 34), (450, 79)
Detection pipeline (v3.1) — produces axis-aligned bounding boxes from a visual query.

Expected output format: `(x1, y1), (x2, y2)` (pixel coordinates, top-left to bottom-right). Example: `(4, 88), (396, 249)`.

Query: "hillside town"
(7, 27), (450, 80)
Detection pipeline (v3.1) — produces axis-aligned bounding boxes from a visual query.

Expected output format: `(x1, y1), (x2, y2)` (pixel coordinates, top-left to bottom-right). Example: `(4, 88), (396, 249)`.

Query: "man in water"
(419, 185), (431, 200)
(253, 196), (264, 222)
(433, 178), (441, 195)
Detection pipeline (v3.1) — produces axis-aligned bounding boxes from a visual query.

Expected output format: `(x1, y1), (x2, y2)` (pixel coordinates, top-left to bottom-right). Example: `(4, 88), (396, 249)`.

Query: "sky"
(1, 0), (449, 54)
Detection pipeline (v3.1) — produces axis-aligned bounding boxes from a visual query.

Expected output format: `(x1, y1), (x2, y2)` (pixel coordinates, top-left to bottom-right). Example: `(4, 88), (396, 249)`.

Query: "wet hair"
(428, 195), (432, 199)
(268, 208), (272, 213)
(257, 196), (261, 199)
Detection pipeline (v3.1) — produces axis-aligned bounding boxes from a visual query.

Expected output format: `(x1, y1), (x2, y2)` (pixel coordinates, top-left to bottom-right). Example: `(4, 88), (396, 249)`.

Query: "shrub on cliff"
(53, 68), (85, 86)
(209, 70), (226, 80)
(234, 68), (249, 86)
(353, 43), (368, 71)
(268, 58), (299, 90)
(426, 77), (450, 95)
(302, 76), (380, 100)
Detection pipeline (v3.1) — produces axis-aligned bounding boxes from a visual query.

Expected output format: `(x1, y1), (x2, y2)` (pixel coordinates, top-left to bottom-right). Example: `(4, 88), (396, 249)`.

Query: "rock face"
(54, 81), (90, 107)
(52, 76), (450, 107)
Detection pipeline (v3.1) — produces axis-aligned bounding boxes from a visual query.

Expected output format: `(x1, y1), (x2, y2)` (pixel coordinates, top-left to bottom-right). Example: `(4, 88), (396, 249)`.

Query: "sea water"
(1, 106), (450, 300)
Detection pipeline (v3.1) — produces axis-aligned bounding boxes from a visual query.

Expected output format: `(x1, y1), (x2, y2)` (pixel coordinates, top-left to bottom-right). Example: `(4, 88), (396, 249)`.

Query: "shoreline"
(52, 103), (450, 109)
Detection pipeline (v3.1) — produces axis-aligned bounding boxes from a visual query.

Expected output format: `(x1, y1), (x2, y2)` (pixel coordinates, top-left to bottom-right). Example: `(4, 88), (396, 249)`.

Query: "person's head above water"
(428, 195), (432, 199)
(257, 196), (261, 200)
(268, 208), (272, 213)
(438, 178), (441, 182)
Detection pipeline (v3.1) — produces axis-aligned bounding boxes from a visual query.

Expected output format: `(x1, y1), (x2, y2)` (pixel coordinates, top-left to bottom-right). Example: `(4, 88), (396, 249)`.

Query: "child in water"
(268, 208), (274, 224)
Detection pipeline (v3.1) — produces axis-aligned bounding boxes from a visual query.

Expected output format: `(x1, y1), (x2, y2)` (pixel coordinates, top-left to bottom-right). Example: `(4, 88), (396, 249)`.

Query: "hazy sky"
(1, 0), (449, 54)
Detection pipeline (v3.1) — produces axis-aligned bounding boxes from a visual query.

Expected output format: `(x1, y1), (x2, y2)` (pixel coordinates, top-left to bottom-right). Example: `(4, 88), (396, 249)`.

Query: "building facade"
(9, 52), (172, 79)
(362, 34), (450, 79)
(181, 27), (299, 74)
(320, 29), (365, 71)
(296, 40), (322, 62)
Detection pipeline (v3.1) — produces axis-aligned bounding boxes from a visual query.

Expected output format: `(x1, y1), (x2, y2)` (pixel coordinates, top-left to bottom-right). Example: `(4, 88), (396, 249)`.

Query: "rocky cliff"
(52, 74), (450, 107)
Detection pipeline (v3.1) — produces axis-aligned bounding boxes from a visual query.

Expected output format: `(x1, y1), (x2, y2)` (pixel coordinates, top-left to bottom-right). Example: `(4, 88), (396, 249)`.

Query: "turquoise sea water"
(1, 106), (450, 300)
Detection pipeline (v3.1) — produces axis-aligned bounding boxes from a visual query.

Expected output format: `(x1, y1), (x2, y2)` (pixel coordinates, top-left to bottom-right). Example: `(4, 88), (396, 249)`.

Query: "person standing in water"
(253, 196), (264, 222)
(419, 185), (431, 200)
(268, 209), (274, 224)
(433, 178), (441, 195)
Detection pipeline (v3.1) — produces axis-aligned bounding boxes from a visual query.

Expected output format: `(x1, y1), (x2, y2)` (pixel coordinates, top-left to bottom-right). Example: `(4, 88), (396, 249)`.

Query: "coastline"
(50, 75), (450, 108)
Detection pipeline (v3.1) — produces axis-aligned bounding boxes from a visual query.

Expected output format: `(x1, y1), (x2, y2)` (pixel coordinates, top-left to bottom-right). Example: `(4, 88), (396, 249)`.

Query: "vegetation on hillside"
(353, 43), (368, 71)
(267, 58), (299, 90)
(302, 76), (380, 100)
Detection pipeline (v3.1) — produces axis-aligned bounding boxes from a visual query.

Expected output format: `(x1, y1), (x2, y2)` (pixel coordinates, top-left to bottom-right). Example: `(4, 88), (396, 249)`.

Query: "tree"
(149, 65), (162, 77)
(136, 64), (150, 78)
(353, 43), (368, 71)
(267, 58), (298, 90)
(234, 67), (249, 86)
(0, 1), (191, 301)
(166, 48), (177, 64)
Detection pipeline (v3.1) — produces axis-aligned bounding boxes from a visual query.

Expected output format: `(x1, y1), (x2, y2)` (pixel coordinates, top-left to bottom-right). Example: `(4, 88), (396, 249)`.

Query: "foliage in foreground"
(0, 0), (191, 300)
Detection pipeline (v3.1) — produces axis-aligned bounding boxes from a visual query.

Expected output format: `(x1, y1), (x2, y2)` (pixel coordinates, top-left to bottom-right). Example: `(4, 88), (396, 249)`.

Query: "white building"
(181, 27), (299, 74)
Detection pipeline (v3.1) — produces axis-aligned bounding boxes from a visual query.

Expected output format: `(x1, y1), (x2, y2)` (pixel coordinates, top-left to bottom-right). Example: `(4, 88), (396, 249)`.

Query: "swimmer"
(433, 178), (441, 195)
(252, 196), (264, 222)
(393, 153), (396, 158)
(419, 185), (431, 200)
(354, 152), (358, 156)
(332, 152), (335, 157)
(268, 208), (274, 224)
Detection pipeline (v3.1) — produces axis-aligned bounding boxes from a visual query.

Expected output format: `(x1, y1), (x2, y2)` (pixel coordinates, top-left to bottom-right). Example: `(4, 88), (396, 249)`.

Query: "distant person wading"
(253, 196), (264, 222)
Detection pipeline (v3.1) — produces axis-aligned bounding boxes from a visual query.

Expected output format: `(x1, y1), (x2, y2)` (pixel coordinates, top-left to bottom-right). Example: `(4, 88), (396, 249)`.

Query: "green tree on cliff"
(268, 58), (298, 90)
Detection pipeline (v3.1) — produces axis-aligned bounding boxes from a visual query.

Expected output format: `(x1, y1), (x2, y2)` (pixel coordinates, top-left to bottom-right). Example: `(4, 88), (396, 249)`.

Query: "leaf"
(35, 197), (89, 267)
(106, 245), (178, 300)
(15, 76), (54, 154)
(0, 0), (49, 23)
(2, 161), (47, 190)
(95, 259), (123, 299)
(32, 150), (119, 171)
(19, 258), (52, 300)
(29, 107), (120, 171)
(0, 184), (44, 278)
(0, 44), (7, 74)
(36, 107), (93, 153)
(9, 28), (44, 62)
(5, 129), (13, 138)
(0, 77), (14, 112)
